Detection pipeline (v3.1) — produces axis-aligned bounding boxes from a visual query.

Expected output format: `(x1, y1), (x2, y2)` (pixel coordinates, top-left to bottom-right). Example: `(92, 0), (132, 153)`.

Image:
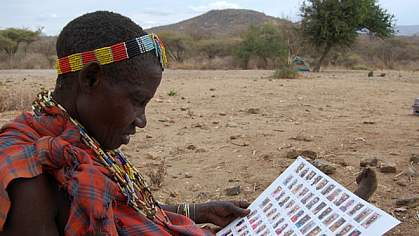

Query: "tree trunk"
(313, 44), (332, 72)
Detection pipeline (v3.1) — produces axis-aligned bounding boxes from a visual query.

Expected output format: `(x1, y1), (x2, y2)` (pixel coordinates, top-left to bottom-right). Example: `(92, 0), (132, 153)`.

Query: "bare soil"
(0, 69), (418, 235)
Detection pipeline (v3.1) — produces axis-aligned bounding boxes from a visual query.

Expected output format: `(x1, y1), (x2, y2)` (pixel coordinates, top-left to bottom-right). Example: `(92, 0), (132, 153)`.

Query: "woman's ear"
(78, 62), (102, 92)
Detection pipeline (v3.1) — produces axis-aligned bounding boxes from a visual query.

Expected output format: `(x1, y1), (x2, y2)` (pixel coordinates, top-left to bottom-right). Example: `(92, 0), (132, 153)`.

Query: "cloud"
(190, 1), (240, 13)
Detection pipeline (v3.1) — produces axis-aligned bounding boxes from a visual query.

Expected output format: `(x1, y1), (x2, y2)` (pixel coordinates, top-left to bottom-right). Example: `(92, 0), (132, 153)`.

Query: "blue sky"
(1, 0), (418, 35)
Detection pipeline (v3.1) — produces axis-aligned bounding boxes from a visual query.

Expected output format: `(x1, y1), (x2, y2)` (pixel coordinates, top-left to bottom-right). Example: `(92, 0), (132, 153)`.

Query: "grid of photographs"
(217, 157), (400, 236)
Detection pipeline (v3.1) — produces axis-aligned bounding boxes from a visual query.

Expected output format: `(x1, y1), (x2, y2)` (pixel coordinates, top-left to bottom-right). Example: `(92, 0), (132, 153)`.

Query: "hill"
(396, 25), (419, 36)
(148, 9), (292, 38)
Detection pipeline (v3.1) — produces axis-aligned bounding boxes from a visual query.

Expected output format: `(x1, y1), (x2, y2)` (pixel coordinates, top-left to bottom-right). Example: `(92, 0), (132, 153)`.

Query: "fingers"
(229, 201), (250, 217)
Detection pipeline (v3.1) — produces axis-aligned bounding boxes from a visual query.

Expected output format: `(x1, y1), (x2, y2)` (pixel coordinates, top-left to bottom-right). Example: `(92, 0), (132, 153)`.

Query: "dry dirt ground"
(0, 69), (418, 235)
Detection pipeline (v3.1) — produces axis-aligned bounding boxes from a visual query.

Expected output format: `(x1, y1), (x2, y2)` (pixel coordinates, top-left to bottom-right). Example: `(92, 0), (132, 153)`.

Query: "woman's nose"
(134, 114), (147, 128)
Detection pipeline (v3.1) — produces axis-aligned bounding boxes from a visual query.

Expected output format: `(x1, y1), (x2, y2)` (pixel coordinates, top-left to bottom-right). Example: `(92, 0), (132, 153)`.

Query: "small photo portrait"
(316, 179), (329, 190)
(237, 224), (248, 233)
(269, 212), (281, 223)
(306, 226), (322, 236)
(322, 212), (339, 226)
(283, 175), (294, 186)
(321, 184), (335, 195)
(275, 223), (288, 235)
(301, 192), (314, 204)
(260, 198), (270, 208)
(255, 224), (267, 234)
(311, 175), (322, 186)
(275, 191), (287, 201)
(329, 217), (346, 232)
(348, 203), (364, 216)
(300, 167), (309, 178)
(334, 193), (350, 206)
(287, 205), (301, 216)
(299, 220), (316, 234)
(292, 183), (304, 194)
(271, 186), (283, 198)
(285, 199), (296, 209)
(354, 208), (373, 223)
(298, 187), (310, 198)
(257, 230), (269, 236)
(296, 163), (306, 174)
(339, 199), (355, 212)
(238, 230), (250, 236)
(336, 224), (353, 236)
(305, 171), (316, 181)
(295, 215), (311, 228)
(221, 230), (232, 236)
(326, 188), (342, 202)
(283, 229), (295, 236)
(248, 215), (260, 224)
(318, 207), (333, 220)
(278, 196), (291, 207)
(291, 209), (305, 222)
(236, 219), (245, 227)
(266, 208), (278, 219)
(247, 210), (258, 219)
(362, 213), (381, 229)
(306, 197), (320, 209)
(348, 229), (362, 236)
(312, 202), (327, 215)
(272, 217), (285, 229)
(288, 179), (298, 190)
(263, 203), (273, 213)
(251, 220), (262, 230)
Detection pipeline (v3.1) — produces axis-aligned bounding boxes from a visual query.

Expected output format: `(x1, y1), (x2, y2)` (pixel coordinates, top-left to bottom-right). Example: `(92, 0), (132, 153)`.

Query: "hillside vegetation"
(1, 9), (419, 71)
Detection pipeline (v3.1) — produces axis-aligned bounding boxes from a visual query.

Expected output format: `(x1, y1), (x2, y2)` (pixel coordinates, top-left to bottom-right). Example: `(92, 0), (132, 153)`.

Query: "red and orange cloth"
(0, 105), (212, 235)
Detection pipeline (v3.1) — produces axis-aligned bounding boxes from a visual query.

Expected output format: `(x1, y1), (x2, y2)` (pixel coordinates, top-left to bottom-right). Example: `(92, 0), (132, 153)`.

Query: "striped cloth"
(0, 105), (213, 236)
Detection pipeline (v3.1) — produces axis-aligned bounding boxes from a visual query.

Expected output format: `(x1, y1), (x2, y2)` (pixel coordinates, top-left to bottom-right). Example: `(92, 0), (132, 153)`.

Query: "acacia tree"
(300, 0), (395, 72)
(235, 23), (288, 69)
(0, 28), (40, 56)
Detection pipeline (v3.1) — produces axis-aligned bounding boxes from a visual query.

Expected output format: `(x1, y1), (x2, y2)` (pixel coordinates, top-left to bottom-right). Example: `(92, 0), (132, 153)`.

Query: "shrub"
(273, 65), (298, 79)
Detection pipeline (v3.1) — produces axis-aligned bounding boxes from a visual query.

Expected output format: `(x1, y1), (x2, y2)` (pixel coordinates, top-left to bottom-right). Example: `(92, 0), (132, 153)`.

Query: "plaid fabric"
(0, 106), (213, 236)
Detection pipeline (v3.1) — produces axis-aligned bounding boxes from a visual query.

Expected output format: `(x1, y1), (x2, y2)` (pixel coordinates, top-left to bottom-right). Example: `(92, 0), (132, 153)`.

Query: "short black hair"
(56, 11), (160, 89)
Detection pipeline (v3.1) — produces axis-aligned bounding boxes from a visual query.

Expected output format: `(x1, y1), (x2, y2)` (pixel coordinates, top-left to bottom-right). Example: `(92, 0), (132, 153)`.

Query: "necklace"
(32, 90), (167, 221)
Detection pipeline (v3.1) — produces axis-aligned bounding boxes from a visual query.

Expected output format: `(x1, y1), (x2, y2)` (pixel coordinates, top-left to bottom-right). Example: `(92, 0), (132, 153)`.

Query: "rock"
(226, 122), (239, 128)
(209, 88), (216, 91)
(312, 160), (337, 175)
(195, 148), (207, 153)
(219, 112), (227, 116)
(184, 173), (193, 178)
(301, 150), (318, 160)
(286, 150), (317, 160)
(379, 162), (397, 173)
(368, 71), (374, 77)
(410, 154), (419, 164)
(285, 150), (300, 159)
(396, 196), (419, 208)
(394, 207), (408, 213)
(146, 135), (153, 139)
(360, 157), (379, 167)
(363, 121), (376, 125)
(396, 181), (407, 187)
(290, 135), (314, 142)
(247, 108), (261, 114)
(186, 145), (197, 150)
(380, 73), (386, 77)
(225, 185), (241, 196)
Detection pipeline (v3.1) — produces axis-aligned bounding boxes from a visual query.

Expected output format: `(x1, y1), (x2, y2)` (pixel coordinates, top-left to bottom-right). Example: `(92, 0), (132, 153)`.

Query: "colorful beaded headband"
(55, 33), (167, 75)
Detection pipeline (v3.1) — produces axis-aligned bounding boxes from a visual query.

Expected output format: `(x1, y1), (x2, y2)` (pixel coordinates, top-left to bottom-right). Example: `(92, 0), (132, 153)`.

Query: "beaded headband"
(55, 33), (167, 75)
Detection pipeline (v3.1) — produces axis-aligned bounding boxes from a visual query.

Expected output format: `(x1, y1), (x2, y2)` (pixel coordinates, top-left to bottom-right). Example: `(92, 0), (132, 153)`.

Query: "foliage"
(0, 28), (40, 55)
(158, 31), (194, 63)
(195, 38), (237, 59)
(235, 23), (288, 69)
(273, 64), (298, 79)
(167, 89), (177, 97)
(300, 0), (395, 72)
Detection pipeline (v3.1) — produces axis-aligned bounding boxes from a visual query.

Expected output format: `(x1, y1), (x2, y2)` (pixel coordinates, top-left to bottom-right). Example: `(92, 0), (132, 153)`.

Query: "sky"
(1, 0), (418, 36)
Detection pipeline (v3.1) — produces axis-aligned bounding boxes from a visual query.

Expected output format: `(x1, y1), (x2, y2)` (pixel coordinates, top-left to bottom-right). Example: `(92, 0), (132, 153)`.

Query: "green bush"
(273, 65), (298, 79)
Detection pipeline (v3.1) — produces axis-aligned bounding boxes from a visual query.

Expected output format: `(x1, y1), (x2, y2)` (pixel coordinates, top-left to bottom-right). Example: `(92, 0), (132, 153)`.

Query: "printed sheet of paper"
(217, 157), (400, 236)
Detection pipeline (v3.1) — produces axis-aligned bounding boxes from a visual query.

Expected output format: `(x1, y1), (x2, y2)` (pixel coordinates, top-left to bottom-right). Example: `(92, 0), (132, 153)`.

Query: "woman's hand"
(194, 201), (250, 227)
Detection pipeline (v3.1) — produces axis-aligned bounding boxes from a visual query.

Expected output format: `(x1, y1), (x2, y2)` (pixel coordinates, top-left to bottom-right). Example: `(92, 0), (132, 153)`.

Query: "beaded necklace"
(32, 90), (168, 222)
